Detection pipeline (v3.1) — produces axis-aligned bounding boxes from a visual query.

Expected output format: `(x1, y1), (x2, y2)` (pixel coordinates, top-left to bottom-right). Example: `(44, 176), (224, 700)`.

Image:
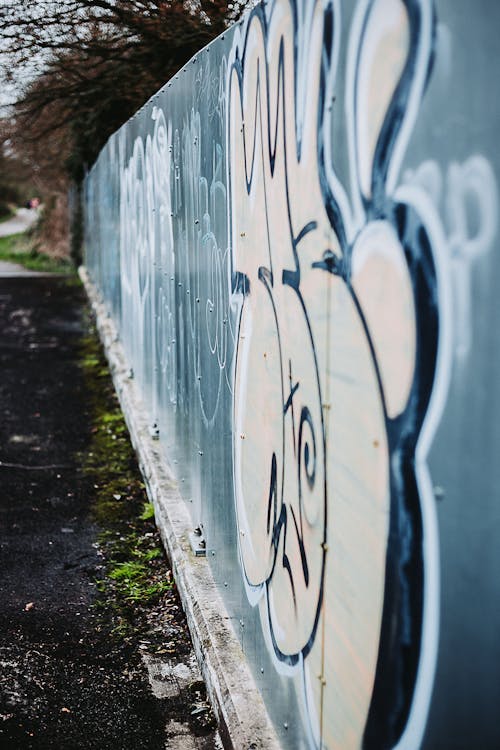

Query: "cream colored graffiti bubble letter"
(229, 0), (388, 747)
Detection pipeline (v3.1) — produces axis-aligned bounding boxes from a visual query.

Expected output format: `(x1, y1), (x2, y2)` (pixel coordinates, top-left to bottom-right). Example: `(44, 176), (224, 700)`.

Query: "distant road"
(0, 207), (39, 238)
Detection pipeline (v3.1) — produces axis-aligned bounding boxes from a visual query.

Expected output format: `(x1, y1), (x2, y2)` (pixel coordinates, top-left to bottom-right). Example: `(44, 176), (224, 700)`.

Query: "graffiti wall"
(84, 0), (500, 747)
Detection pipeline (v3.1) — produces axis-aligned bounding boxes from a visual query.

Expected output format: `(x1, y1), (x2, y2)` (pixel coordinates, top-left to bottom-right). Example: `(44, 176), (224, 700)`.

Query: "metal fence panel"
(84, 1), (500, 747)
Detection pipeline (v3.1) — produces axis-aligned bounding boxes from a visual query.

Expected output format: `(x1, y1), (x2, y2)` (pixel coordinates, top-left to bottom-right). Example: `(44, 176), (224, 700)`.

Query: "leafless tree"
(0, 1), (243, 256)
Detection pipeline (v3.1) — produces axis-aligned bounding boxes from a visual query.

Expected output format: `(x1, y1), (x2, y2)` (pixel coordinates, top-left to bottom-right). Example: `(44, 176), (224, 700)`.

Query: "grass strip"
(0, 233), (73, 273)
(79, 312), (191, 651)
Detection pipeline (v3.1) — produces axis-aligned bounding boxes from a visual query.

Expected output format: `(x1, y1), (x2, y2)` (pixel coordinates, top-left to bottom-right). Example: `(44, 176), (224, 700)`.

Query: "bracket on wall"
(189, 526), (206, 557)
(148, 421), (160, 440)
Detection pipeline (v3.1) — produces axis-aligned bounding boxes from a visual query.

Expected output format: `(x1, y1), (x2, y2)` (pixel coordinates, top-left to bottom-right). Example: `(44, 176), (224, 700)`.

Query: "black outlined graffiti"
(84, 0), (499, 747)
(229, 0), (328, 677)
(229, 0), (445, 747)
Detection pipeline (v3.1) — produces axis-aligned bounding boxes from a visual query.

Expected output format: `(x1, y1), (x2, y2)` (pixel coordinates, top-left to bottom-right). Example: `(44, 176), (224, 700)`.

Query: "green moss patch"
(79, 317), (190, 652)
(76, 301), (217, 735)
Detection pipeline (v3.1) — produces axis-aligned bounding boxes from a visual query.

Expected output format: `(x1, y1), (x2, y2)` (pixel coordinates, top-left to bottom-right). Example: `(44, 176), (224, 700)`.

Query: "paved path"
(0, 209), (42, 277)
(0, 208), (39, 238)
(0, 260), (32, 275)
(0, 210), (70, 277)
(0, 261), (60, 277)
(0, 276), (220, 750)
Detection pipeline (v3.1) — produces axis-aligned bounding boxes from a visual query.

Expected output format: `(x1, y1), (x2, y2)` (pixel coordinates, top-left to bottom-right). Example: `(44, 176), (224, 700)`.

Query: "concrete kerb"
(79, 266), (281, 750)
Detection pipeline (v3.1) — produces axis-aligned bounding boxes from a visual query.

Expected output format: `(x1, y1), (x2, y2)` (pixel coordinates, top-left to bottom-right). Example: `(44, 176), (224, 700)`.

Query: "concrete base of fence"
(79, 267), (280, 750)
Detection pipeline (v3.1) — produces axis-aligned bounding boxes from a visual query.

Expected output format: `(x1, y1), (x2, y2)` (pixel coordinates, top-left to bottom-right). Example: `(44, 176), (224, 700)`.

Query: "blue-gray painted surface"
(84, 1), (500, 747)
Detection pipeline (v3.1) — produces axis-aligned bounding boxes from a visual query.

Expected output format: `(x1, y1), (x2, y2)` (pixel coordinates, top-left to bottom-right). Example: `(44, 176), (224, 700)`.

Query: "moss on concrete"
(78, 317), (183, 648)
(76, 288), (217, 736)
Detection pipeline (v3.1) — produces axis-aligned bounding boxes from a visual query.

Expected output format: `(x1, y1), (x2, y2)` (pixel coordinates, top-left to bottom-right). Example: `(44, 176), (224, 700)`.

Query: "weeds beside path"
(0, 276), (219, 749)
(0, 233), (72, 274)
